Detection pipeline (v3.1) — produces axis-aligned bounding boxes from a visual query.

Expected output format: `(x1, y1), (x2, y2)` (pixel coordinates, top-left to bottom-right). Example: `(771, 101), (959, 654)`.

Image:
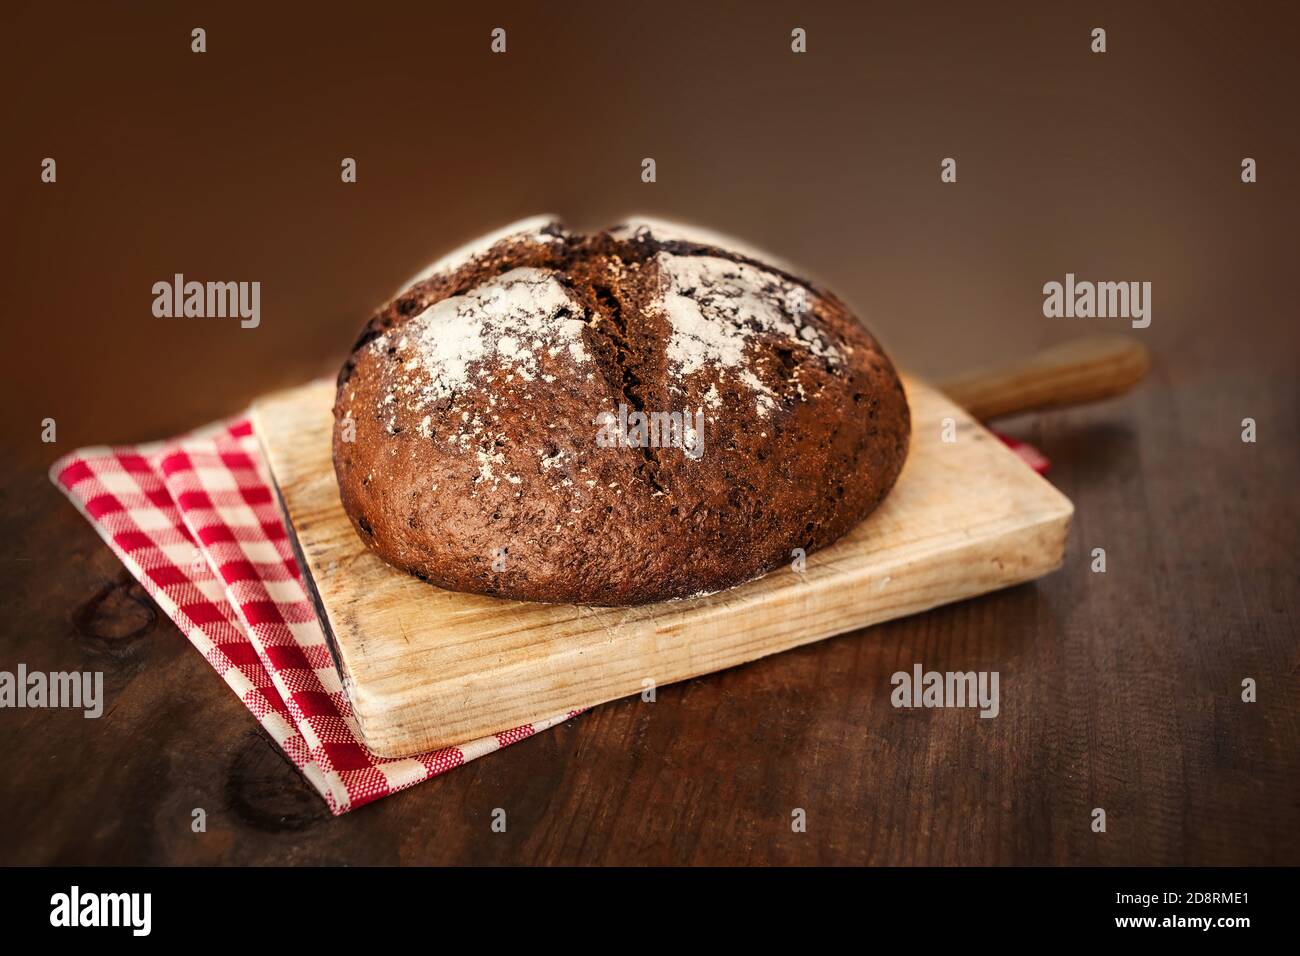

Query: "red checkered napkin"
(49, 417), (577, 814)
(997, 434), (1051, 475)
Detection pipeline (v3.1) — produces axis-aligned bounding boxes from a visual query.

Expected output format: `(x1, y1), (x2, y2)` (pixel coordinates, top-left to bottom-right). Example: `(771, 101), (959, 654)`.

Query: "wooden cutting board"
(251, 375), (1074, 758)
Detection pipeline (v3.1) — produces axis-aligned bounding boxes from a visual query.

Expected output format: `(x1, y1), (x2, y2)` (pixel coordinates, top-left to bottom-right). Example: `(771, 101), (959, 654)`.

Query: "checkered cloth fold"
(49, 416), (576, 814)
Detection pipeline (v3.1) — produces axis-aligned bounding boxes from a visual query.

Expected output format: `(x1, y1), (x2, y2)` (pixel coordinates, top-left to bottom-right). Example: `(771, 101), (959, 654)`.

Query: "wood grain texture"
(251, 377), (1073, 757)
(938, 334), (1151, 421)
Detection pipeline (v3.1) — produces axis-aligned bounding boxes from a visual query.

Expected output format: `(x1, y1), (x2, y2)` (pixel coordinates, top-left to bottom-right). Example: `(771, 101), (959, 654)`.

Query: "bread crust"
(333, 218), (910, 606)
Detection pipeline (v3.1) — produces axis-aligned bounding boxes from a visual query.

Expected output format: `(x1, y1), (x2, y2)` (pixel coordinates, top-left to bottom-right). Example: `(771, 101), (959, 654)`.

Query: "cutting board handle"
(936, 334), (1150, 421)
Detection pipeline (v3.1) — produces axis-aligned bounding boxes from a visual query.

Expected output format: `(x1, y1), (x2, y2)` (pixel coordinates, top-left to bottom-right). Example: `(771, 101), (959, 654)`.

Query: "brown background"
(1, 0), (1296, 864)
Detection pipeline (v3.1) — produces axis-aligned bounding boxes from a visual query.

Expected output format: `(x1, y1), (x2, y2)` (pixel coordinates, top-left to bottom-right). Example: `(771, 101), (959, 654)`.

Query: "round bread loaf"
(332, 217), (909, 606)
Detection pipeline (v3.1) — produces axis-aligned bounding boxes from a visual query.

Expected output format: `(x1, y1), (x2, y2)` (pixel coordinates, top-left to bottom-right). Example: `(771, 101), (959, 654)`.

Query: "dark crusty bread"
(332, 216), (909, 606)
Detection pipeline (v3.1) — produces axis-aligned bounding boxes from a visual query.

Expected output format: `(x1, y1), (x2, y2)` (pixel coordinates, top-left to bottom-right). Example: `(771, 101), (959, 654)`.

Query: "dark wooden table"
(1, 1), (1297, 865)
(4, 331), (1297, 864)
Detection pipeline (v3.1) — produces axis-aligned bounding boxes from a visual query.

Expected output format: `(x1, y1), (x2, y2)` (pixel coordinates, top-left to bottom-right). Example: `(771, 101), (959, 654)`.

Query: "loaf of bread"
(332, 217), (909, 605)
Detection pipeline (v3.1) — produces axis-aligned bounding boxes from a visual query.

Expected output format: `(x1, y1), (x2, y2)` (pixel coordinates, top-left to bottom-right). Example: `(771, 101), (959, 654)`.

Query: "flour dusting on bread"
(655, 253), (841, 415)
(405, 268), (589, 401)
